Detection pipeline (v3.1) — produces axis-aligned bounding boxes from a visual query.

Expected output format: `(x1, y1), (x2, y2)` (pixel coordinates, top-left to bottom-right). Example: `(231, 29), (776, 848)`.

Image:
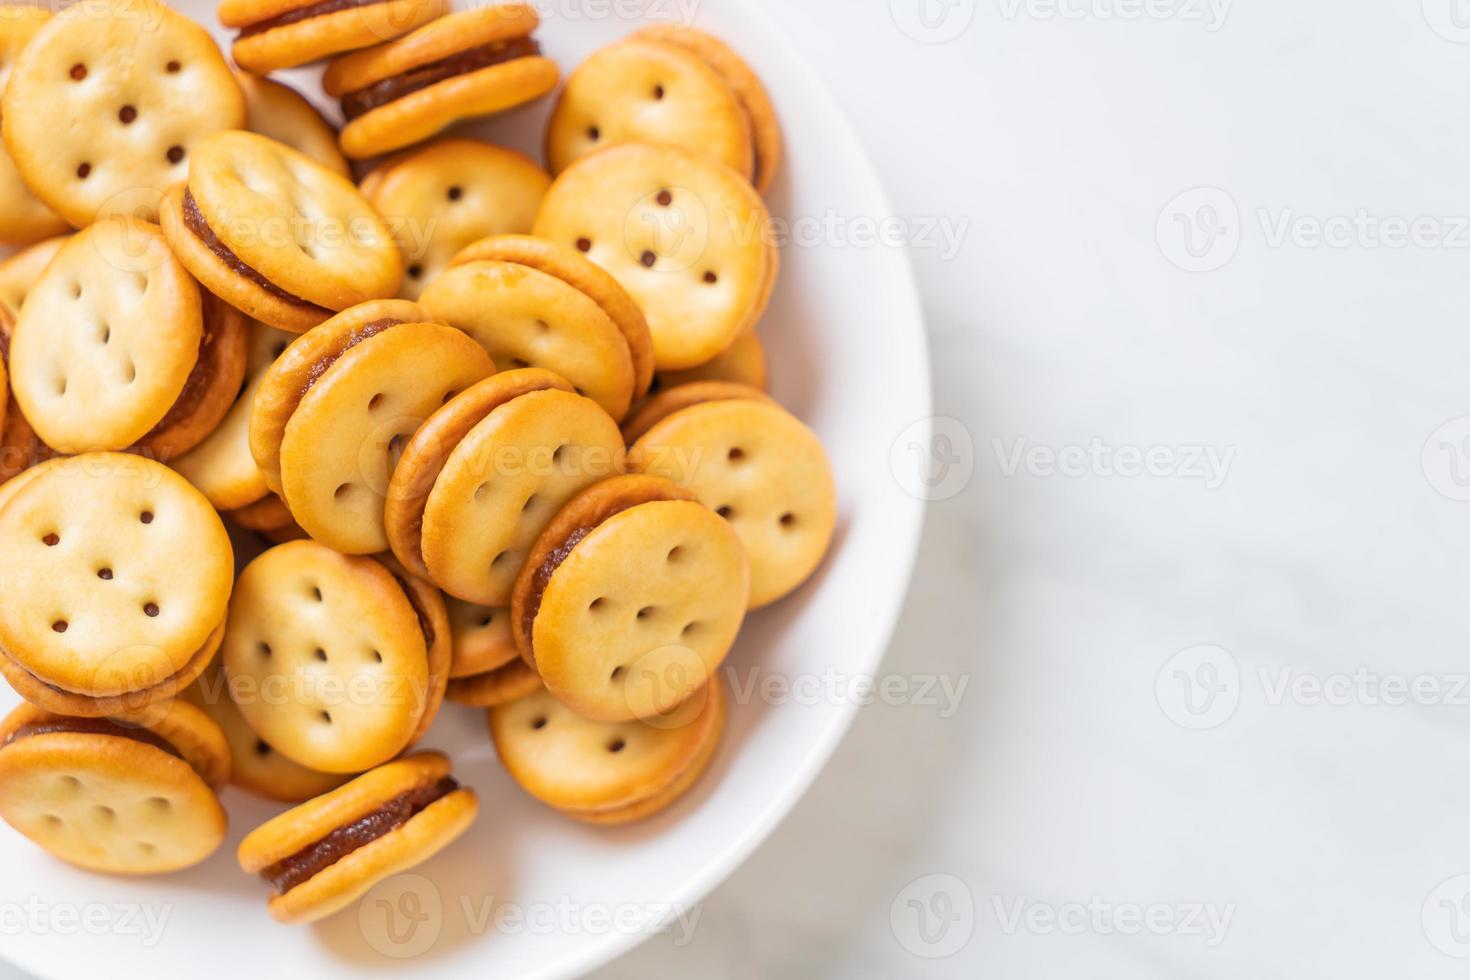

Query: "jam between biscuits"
(236, 0), (393, 38)
(339, 37), (543, 120)
(3, 716), (182, 761)
(181, 190), (330, 315)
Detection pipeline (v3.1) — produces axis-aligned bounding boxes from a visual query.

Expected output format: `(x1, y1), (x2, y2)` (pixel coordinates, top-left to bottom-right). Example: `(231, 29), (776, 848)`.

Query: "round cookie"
(0, 7), (67, 245)
(250, 301), (495, 554)
(0, 235), (66, 316)
(385, 369), (626, 604)
(487, 675), (725, 823)
(0, 700), (229, 874)
(628, 387), (837, 608)
(447, 656), (539, 709)
(360, 140), (550, 300)
(635, 25), (782, 194)
(547, 37), (753, 185)
(511, 475), (748, 722)
(226, 492), (296, 533)
(445, 599), (517, 679)
(159, 130), (403, 333)
(322, 3), (558, 159)
(0, 453), (234, 717)
(656, 329), (767, 393)
(220, 540), (442, 773)
(420, 259), (644, 421)
(622, 380), (774, 443)
(533, 141), (777, 371)
(237, 72), (350, 177)
(238, 752), (477, 924)
(449, 234), (656, 399)
(185, 662), (350, 803)
(2, 0), (245, 227)
(7, 217), (236, 455)
(173, 321), (295, 511)
(223, 0), (448, 74)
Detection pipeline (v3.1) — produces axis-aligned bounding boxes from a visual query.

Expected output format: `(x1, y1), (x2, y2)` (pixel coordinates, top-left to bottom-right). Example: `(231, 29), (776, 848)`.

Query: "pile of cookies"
(0, 0), (835, 927)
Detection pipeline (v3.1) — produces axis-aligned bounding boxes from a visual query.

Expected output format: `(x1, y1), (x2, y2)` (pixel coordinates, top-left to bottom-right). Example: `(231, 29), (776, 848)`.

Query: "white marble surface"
(9, 0), (1470, 976)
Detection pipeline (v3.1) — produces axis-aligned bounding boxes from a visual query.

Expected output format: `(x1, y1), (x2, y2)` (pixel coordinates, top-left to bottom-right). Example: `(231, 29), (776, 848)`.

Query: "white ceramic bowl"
(0, 2), (929, 977)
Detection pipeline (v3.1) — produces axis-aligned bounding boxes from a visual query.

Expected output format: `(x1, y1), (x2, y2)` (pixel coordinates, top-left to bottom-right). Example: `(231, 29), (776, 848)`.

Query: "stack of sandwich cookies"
(248, 300), (495, 554)
(160, 130), (403, 333)
(238, 751), (477, 924)
(511, 474), (749, 722)
(174, 322), (296, 512)
(3, 0), (245, 226)
(0, 454), (233, 717)
(443, 600), (542, 708)
(359, 140), (550, 300)
(323, 2), (558, 159)
(488, 676), (727, 824)
(627, 383), (836, 608)
(221, 540), (449, 774)
(8, 218), (247, 457)
(0, 699), (230, 873)
(222, 0), (448, 73)
(236, 73), (351, 178)
(533, 141), (777, 372)
(185, 663), (351, 803)
(0, 8), (66, 245)
(385, 369), (626, 605)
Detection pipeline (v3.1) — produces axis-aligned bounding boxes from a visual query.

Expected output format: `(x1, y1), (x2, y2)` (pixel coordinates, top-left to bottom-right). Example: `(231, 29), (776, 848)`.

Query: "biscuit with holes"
(174, 321), (295, 511)
(635, 25), (781, 194)
(0, 235), (66, 317)
(447, 234), (656, 401)
(250, 301), (495, 553)
(0, 699), (229, 873)
(237, 73), (349, 177)
(323, 2), (557, 159)
(385, 369), (625, 604)
(160, 131), (403, 334)
(511, 474), (747, 721)
(221, 540), (445, 773)
(0, 453), (233, 717)
(2, 0), (245, 227)
(488, 675), (724, 823)
(187, 662), (350, 803)
(238, 751), (476, 924)
(547, 36), (753, 186)
(361, 141), (549, 300)
(533, 141), (776, 371)
(420, 265), (645, 422)
(447, 655), (539, 708)
(656, 329), (767, 393)
(0, 8), (67, 245)
(223, 0), (447, 74)
(444, 599), (516, 679)
(8, 217), (244, 455)
(629, 386), (836, 608)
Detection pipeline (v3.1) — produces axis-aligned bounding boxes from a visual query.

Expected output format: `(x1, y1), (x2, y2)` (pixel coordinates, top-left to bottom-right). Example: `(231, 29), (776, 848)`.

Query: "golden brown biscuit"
(236, 72), (350, 177)
(249, 300), (496, 554)
(655, 329), (767, 393)
(444, 599), (517, 679)
(0, 453), (233, 717)
(238, 751), (477, 923)
(222, 0), (448, 74)
(446, 656), (539, 708)
(159, 131), (403, 333)
(0, 7), (67, 245)
(360, 140), (549, 300)
(0, 235), (66, 317)
(511, 474), (748, 721)
(322, 2), (558, 159)
(0, 699), (229, 874)
(2, 0), (245, 227)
